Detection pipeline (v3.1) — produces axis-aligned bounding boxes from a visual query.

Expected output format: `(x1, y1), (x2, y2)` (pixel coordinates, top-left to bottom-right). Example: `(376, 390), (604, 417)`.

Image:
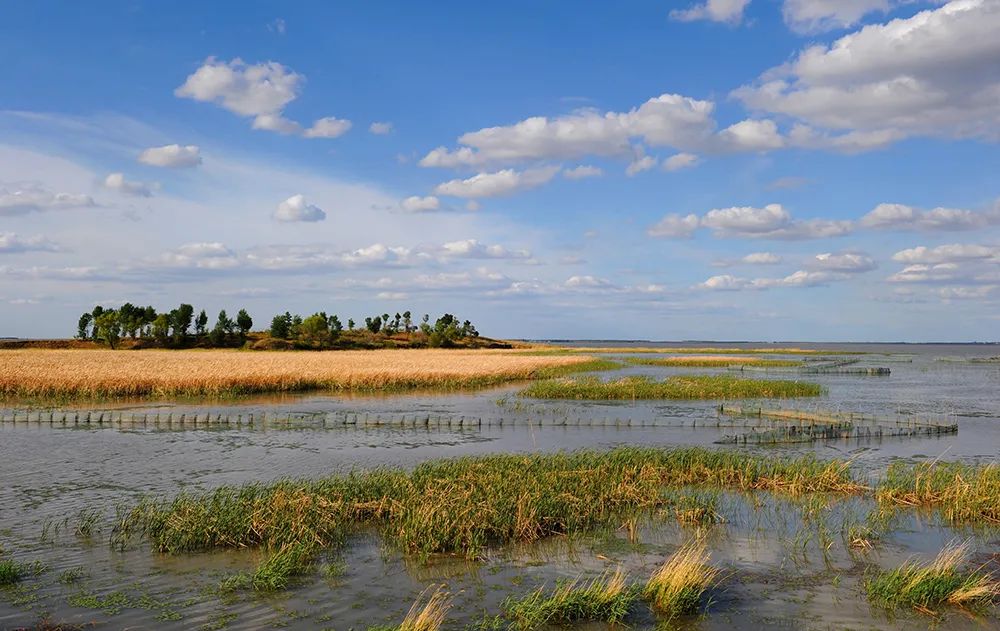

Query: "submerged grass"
(644, 541), (720, 617)
(503, 568), (637, 629)
(0, 349), (602, 399)
(0, 559), (25, 585)
(627, 356), (803, 368)
(520, 374), (824, 400)
(865, 544), (1000, 611)
(220, 541), (317, 591)
(116, 447), (861, 563)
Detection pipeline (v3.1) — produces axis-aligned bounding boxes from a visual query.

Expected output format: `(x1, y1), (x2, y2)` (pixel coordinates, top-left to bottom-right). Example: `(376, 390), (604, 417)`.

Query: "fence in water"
(715, 405), (958, 445)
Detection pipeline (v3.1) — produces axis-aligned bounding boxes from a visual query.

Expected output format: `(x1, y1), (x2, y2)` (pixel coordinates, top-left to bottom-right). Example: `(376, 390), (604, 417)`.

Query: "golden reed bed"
(0, 349), (594, 399)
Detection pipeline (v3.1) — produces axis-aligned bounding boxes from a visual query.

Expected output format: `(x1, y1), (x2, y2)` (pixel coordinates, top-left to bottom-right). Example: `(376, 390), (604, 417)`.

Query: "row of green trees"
(269, 310), (479, 347)
(76, 303), (252, 349)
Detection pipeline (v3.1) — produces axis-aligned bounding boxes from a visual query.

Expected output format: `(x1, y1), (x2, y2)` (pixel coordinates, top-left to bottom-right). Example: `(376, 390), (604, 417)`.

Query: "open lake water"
(1, 343), (998, 629)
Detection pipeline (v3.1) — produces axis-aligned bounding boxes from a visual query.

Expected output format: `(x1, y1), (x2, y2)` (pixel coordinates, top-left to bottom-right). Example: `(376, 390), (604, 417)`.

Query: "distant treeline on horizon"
(74, 303), (481, 350)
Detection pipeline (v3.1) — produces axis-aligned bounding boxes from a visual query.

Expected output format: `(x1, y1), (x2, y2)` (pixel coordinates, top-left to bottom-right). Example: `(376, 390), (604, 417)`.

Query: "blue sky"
(2, 0), (999, 341)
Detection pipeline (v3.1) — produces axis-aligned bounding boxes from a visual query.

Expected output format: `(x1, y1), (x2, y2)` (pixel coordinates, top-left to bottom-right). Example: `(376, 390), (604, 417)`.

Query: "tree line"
(76, 303), (251, 349)
(76, 304), (481, 349)
(269, 310), (479, 348)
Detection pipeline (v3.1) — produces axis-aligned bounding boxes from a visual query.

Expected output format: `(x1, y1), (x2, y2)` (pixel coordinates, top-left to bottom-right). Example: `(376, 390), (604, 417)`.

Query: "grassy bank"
(0, 349), (608, 399)
(520, 375), (824, 400)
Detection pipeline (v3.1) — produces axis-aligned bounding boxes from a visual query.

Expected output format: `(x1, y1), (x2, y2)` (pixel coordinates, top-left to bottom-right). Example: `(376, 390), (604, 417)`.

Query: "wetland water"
(1, 343), (998, 629)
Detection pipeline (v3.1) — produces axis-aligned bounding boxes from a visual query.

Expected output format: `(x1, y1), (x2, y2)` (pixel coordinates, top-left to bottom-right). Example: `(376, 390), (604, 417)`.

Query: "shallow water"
(1, 343), (998, 629)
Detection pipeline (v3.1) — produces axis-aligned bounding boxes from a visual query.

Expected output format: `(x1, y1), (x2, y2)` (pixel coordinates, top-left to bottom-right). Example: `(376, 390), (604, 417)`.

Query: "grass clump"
(865, 544), (1000, 611)
(521, 374), (823, 400)
(367, 586), (452, 631)
(877, 461), (1000, 525)
(503, 568), (637, 629)
(672, 493), (723, 526)
(644, 541), (720, 617)
(628, 356), (802, 368)
(0, 559), (25, 585)
(220, 542), (317, 592)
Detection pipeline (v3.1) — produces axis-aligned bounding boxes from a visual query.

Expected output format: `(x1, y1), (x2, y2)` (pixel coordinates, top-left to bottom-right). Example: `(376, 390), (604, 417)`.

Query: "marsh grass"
(627, 356), (803, 368)
(877, 461), (1000, 525)
(503, 568), (637, 629)
(672, 493), (723, 526)
(644, 541), (719, 617)
(0, 349), (601, 399)
(220, 541), (318, 591)
(116, 447), (861, 568)
(520, 375), (824, 400)
(865, 544), (1000, 611)
(0, 558), (25, 585)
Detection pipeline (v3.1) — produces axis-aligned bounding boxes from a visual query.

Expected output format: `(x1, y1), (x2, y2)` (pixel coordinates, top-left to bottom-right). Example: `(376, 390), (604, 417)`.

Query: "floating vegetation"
(503, 568), (637, 629)
(115, 447), (862, 564)
(672, 493), (724, 526)
(627, 356), (803, 368)
(644, 541), (719, 618)
(0, 349), (604, 400)
(865, 544), (1000, 611)
(520, 375), (824, 400)
(716, 406), (957, 445)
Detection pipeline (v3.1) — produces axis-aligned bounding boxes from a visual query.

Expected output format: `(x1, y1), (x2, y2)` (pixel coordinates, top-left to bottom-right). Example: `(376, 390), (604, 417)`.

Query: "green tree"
(209, 310), (233, 346)
(270, 312), (292, 339)
(169, 304), (194, 344)
(347, 318), (355, 331)
(402, 311), (412, 333)
(300, 313), (329, 342)
(152, 314), (170, 345)
(76, 313), (92, 340)
(236, 309), (253, 338)
(90, 306), (105, 341)
(94, 311), (122, 349)
(328, 315), (343, 338)
(365, 316), (382, 334)
(195, 309), (208, 336)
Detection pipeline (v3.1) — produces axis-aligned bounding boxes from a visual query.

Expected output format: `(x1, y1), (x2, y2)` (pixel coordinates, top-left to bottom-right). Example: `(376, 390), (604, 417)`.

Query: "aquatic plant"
(865, 544), (1000, 611)
(116, 447), (861, 565)
(877, 461), (1000, 525)
(643, 541), (719, 617)
(0, 558), (25, 585)
(520, 374), (824, 400)
(672, 493), (723, 526)
(0, 349), (603, 399)
(627, 356), (802, 368)
(503, 568), (637, 629)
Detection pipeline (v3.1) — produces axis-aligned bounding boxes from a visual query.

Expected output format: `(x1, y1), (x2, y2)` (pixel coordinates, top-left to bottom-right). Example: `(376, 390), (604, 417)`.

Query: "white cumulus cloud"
(273, 194), (327, 222)
(103, 173), (154, 197)
(433, 166), (560, 198)
(137, 144), (202, 168)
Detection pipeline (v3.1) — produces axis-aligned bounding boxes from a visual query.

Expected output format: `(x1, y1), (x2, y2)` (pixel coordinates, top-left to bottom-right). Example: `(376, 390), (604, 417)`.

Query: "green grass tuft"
(503, 568), (638, 629)
(865, 544), (1000, 611)
(520, 374), (824, 400)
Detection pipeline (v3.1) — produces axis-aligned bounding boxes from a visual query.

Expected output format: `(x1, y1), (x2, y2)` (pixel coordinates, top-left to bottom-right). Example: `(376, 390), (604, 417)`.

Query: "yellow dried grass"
(0, 348), (595, 399)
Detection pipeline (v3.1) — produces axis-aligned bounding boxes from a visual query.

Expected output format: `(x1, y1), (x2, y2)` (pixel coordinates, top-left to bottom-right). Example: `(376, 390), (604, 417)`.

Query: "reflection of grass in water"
(503, 568), (637, 629)
(865, 543), (1000, 612)
(644, 541), (720, 618)
(521, 375), (824, 400)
